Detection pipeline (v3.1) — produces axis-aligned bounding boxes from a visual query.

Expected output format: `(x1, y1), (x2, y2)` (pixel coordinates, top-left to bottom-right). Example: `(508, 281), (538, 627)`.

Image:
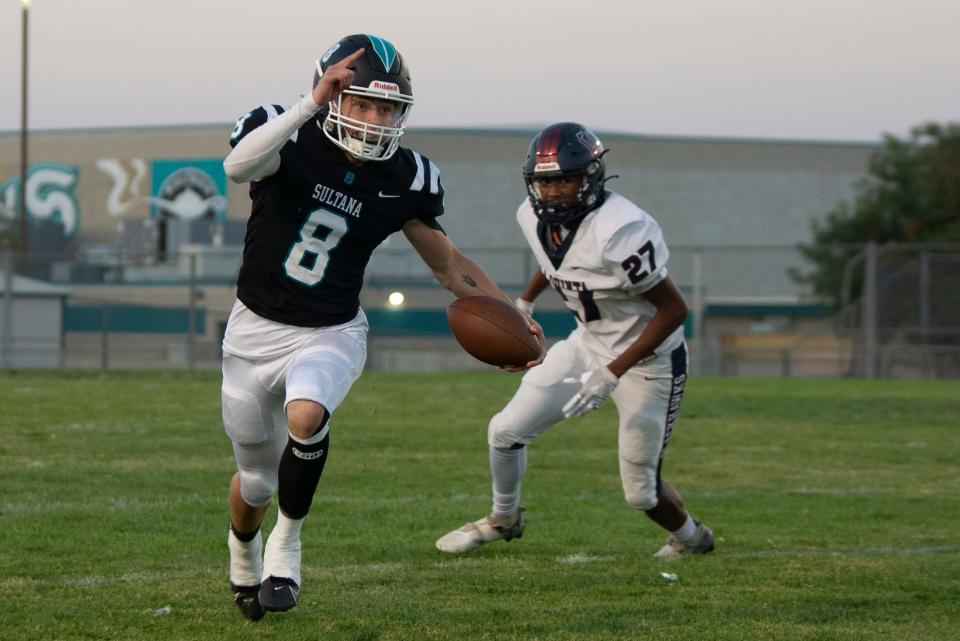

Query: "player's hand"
(562, 366), (619, 418)
(501, 317), (546, 372)
(313, 48), (365, 106)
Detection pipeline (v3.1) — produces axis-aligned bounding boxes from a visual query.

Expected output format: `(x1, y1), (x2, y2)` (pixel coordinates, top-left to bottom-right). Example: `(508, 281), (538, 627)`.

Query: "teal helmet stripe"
(364, 34), (397, 72)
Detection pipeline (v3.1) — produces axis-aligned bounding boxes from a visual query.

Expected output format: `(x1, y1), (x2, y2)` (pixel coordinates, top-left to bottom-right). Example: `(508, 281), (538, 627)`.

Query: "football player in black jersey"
(220, 34), (544, 620)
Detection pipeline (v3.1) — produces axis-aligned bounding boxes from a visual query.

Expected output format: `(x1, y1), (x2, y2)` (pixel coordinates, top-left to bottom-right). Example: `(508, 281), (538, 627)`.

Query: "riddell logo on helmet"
(370, 80), (400, 92)
(535, 162), (561, 172)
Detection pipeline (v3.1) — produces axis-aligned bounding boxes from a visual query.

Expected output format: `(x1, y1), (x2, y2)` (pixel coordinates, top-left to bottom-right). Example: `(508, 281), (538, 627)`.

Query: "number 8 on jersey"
(284, 208), (349, 286)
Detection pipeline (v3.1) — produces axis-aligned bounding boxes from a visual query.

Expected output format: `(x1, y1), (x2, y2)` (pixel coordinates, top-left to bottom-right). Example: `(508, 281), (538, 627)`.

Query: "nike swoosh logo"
(378, 191), (401, 198)
(274, 586), (287, 591)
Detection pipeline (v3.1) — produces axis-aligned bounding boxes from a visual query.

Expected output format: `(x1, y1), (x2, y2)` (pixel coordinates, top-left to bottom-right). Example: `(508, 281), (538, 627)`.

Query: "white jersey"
(517, 190), (684, 361)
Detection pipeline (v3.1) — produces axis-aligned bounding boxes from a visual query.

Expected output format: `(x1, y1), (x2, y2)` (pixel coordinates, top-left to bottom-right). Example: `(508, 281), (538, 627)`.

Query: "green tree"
(791, 122), (960, 309)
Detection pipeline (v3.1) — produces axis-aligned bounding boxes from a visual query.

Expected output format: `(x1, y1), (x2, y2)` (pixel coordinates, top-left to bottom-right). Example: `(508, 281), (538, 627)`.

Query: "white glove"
(515, 298), (535, 315)
(562, 366), (619, 418)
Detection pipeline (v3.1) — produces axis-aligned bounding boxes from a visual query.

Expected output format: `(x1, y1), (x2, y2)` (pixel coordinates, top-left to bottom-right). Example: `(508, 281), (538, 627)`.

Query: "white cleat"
(654, 520), (715, 559)
(436, 508), (525, 554)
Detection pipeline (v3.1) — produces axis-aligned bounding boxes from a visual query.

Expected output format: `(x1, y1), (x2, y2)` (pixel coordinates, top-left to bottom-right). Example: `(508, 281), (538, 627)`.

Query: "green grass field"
(1, 371), (958, 641)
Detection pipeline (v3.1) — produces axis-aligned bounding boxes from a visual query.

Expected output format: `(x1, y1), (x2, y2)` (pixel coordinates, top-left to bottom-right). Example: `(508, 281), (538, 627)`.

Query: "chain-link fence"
(2, 243), (959, 377)
(838, 243), (960, 378)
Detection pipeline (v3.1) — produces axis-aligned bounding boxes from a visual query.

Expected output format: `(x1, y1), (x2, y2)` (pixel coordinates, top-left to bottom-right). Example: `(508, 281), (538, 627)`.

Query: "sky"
(0, 0), (958, 142)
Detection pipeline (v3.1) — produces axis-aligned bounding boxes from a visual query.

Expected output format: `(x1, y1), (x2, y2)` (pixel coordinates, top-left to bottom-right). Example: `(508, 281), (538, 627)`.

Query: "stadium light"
(18, 0), (31, 260)
(388, 291), (405, 307)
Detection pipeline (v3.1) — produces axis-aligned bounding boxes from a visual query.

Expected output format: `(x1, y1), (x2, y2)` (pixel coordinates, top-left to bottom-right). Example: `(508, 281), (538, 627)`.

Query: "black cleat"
(231, 583), (265, 621)
(258, 576), (300, 612)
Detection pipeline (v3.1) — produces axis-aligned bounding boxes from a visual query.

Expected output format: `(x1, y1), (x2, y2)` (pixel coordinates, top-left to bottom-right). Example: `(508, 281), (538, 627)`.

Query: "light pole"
(19, 0), (30, 265)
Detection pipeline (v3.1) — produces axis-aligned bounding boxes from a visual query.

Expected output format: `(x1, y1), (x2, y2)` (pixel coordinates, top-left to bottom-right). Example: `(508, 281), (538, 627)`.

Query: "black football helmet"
(315, 34), (414, 161)
(522, 122), (608, 224)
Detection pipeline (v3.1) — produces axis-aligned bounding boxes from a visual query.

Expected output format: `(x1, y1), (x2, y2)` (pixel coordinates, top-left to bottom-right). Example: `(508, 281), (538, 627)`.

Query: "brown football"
(447, 296), (541, 367)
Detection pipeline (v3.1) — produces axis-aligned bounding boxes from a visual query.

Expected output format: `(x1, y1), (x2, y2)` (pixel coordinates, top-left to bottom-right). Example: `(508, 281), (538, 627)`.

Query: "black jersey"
(229, 104), (445, 327)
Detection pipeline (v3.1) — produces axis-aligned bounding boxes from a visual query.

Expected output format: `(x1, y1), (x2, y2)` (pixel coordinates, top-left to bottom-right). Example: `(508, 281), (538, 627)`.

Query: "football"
(447, 296), (541, 367)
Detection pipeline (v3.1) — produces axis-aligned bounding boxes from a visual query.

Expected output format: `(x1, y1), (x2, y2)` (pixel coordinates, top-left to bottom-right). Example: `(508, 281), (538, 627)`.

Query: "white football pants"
(221, 307), (368, 507)
(488, 330), (688, 511)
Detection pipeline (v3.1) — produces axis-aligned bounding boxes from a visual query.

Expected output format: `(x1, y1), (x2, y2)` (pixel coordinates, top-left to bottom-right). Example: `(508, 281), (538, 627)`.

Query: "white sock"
(271, 511), (304, 545)
(671, 515), (697, 542)
(490, 446), (526, 517)
(263, 511), (304, 586)
(228, 528), (263, 587)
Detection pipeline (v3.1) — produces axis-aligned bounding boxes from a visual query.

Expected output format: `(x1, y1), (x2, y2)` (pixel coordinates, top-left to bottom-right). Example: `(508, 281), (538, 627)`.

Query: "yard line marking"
(557, 553), (611, 565)
(725, 544), (957, 559)
(2, 492), (495, 515)
(0, 567), (221, 590)
(785, 487), (949, 496)
(3, 544), (954, 592)
(787, 487), (885, 495)
(0, 493), (218, 514)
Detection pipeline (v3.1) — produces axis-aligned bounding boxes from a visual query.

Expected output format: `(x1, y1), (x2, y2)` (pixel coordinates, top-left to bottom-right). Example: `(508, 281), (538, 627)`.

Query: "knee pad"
(624, 488), (659, 512)
(222, 383), (274, 446)
(488, 410), (522, 449)
(238, 467), (277, 508)
(621, 463), (659, 512)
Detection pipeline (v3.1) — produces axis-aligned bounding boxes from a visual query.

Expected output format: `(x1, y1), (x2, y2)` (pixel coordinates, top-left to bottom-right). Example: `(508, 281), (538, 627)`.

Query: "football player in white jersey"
(436, 122), (714, 558)
(221, 34), (543, 620)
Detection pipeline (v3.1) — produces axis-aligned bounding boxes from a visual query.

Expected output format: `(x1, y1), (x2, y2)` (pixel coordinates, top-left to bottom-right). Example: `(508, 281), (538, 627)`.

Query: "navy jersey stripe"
(654, 343), (688, 496)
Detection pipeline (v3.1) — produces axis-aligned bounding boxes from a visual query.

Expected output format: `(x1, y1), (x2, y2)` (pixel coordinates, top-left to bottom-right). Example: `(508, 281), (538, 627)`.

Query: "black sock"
(230, 523), (260, 542)
(277, 430), (330, 520)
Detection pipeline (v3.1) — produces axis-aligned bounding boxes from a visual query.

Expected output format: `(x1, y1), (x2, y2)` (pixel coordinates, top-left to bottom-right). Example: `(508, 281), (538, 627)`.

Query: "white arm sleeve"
(223, 93), (323, 183)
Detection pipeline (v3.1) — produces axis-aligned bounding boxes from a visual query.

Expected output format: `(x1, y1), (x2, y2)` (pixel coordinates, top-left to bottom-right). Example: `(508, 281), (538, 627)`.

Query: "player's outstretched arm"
(607, 276), (688, 377)
(562, 276), (687, 418)
(403, 219), (511, 300)
(403, 219), (546, 368)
